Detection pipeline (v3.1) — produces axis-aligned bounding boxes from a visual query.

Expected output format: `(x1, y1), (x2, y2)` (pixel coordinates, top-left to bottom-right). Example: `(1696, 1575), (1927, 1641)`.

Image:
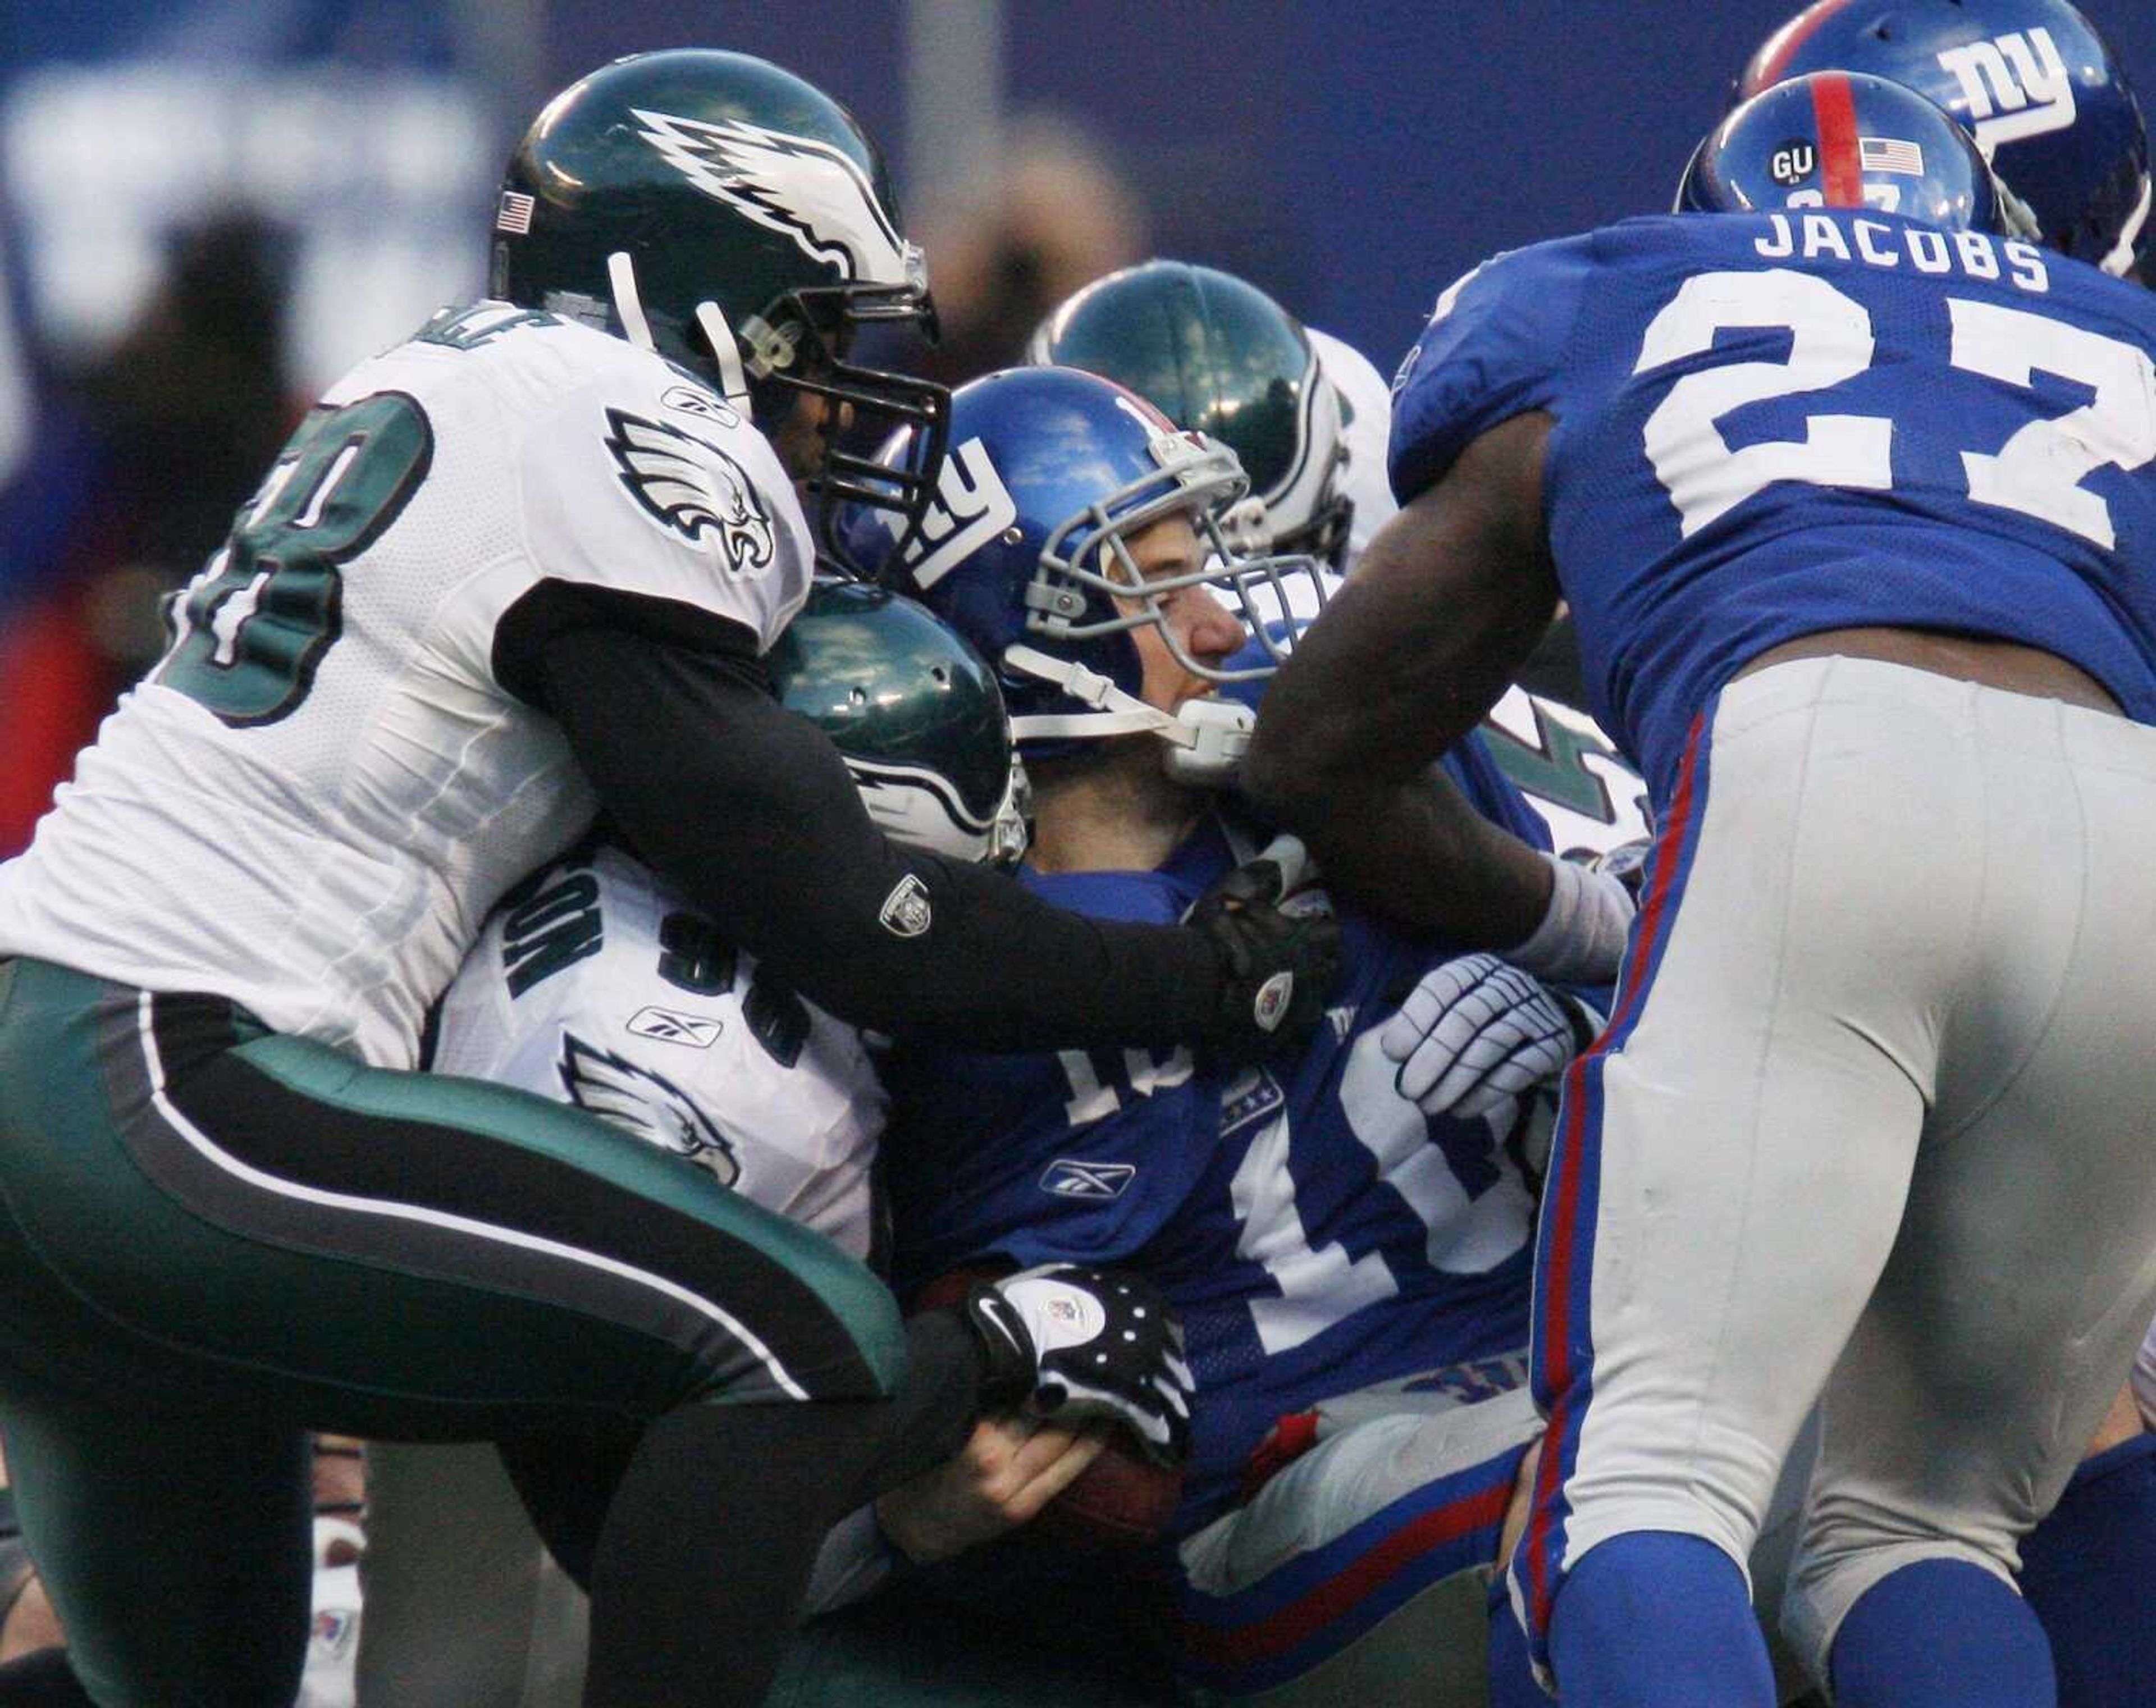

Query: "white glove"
(1379, 954), (1582, 1119)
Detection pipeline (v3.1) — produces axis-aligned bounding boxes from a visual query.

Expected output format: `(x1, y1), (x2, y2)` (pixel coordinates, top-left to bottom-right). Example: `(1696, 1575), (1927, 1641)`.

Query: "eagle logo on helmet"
(630, 108), (914, 285)
(558, 1033), (743, 1188)
(604, 409), (777, 577)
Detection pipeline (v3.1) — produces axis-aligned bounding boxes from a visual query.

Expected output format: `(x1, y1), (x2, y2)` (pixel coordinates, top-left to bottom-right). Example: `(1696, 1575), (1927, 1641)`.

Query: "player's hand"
(962, 1266), (1193, 1467)
(1380, 954), (1584, 1118)
(873, 1415), (1109, 1565)
(1186, 837), (1341, 1064)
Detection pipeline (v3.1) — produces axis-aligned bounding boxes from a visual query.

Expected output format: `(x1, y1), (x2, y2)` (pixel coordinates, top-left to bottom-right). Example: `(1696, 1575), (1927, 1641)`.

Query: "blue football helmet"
(1679, 70), (2041, 240)
(842, 365), (1328, 781)
(1735, 0), (2151, 275)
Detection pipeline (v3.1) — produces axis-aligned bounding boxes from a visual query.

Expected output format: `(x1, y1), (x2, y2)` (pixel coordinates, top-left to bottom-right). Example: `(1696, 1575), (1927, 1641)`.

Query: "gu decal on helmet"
(899, 437), (1020, 592)
(878, 873), (933, 938)
(602, 409), (776, 575)
(1771, 140), (1820, 185)
(631, 108), (918, 286)
(558, 1034), (742, 1187)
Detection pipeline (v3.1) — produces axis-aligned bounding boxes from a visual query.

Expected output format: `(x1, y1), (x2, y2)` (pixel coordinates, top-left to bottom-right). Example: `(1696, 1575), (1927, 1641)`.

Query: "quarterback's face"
(1114, 513), (1245, 714)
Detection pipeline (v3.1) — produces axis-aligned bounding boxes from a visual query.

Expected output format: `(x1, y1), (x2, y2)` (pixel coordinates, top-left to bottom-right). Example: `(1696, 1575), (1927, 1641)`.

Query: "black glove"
(962, 1265), (1193, 1466)
(1185, 845), (1342, 1064)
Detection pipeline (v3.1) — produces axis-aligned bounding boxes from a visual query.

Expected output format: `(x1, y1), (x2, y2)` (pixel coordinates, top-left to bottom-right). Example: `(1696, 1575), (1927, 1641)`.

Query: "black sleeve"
(533, 618), (1223, 1050)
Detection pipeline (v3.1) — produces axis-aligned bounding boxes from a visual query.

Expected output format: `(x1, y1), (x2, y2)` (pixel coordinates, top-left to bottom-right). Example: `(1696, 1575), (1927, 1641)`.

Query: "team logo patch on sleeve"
(877, 873), (933, 938)
(603, 408), (777, 577)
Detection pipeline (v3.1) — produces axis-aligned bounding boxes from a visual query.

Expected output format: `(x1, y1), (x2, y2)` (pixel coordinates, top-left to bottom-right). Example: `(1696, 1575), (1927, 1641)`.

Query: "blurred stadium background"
(1, 0), (2152, 855)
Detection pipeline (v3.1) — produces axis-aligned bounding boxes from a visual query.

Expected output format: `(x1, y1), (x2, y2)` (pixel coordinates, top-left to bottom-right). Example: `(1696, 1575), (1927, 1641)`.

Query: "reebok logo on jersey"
(1326, 1004), (1359, 1043)
(660, 383), (742, 430)
(626, 1006), (724, 1048)
(878, 873), (933, 938)
(603, 409), (776, 577)
(1039, 1159), (1138, 1200)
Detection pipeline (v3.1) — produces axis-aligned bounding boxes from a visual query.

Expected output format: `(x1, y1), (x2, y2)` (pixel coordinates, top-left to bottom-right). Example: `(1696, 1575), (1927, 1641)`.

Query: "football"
(1034, 1428), (1185, 1552)
(912, 1267), (1185, 1550)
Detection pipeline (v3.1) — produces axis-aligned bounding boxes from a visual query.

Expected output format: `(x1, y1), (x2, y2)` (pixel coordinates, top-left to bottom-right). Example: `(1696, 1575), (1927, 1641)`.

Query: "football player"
(1734, 0), (2152, 279)
(1245, 62), (2156, 1708)
(842, 363), (1636, 1707)
(357, 580), (1106, 1707)
(1027, 260), (1651, 860)
(0, 49), (1302, 1708)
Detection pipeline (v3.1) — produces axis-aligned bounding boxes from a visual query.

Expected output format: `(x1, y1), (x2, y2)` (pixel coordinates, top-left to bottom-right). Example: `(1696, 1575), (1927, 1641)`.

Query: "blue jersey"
(1391, 210), (2156, 798)
(885, 757), (1549, 1532)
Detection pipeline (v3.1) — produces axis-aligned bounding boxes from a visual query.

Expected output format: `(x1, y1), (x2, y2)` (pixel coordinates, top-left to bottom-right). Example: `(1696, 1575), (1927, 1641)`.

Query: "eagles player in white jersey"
(0, 51), (1341, 1708)
(360, 580), (1084, 1708)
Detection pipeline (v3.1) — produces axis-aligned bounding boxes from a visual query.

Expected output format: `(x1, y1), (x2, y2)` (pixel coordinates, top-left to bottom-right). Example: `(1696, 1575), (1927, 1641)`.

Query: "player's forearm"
(544, 625), (1222, 1049)
(1292, 768), (1555, 947)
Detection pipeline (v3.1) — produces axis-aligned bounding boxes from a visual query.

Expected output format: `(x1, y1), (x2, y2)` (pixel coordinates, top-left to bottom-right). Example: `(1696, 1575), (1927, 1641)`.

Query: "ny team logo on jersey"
(603, 408), (776, 576)
(559, 1033), (742, 1186)
(629, 108), (913, 282)
(1936, 28), (2075, 149)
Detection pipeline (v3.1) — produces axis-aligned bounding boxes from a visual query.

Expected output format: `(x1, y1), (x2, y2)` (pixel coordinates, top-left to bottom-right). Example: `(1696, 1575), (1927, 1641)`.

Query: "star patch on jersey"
(559, 1033), (741, 1187)
(603, 408), (776, 578)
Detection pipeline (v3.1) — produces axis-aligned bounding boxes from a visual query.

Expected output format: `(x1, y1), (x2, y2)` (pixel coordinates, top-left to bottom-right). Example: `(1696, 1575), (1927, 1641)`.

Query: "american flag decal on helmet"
(496, 191), (536, 235)
(1858, 136), (1926, 177)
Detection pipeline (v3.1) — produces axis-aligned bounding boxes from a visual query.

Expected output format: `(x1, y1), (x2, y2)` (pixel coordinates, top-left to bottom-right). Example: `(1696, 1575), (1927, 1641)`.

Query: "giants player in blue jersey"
(847, 364), (1639, 1705)
(1247, 65), (2156, 1708)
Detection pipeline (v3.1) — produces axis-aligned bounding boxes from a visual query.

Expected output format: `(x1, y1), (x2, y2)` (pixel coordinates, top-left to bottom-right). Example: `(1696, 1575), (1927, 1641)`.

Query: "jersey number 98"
(156, 391), (433, 726)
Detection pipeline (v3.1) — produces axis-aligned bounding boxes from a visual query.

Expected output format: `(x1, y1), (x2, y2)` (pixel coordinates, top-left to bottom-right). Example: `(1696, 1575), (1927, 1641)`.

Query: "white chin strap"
(1002, 644), (1252, 787)
(2101, 172), (2153, 277)
(605, 250), (753, 409)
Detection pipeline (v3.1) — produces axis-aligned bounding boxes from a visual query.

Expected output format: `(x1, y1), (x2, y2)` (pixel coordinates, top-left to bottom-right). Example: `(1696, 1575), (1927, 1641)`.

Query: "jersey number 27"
(1638, 270), (2156, 547)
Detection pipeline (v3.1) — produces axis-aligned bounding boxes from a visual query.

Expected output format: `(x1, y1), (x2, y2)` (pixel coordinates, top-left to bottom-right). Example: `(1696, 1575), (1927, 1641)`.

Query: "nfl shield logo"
(878, 874), (934, 938)
(1252, 971), (1295, 1033)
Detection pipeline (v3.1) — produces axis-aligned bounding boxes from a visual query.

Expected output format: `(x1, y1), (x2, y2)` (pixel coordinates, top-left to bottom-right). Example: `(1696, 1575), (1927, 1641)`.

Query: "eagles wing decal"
(846, 756), (997, 838)
(629, 108), (908, 282)
(558, 1033), (742, 1188)
(604, 408), (776, 577)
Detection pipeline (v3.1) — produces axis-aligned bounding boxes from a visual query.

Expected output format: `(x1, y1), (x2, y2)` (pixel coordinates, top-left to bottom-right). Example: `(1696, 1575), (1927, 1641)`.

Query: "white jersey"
(1482, 686), (1652, 862)
(1308, 327), (1399, 567)
(0, 303), (811, 1067)
(428, 839), (883, 1258)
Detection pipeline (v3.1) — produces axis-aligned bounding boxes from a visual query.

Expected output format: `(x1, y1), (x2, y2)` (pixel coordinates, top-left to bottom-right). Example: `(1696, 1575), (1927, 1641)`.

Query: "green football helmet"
(1026, 261), (1352, 569)
(767, 579), (1025, 865)
(492, 49), (949, 571)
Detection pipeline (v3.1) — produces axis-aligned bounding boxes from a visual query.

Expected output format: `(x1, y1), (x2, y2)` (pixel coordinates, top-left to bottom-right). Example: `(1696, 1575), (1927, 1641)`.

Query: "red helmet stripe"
(1747, 0), (1859, 93)
(1812, 71), (1865, 207)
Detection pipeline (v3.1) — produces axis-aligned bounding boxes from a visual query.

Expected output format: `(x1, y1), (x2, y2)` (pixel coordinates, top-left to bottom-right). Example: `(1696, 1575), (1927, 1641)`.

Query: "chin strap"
(1002, 645), (1251, 787)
